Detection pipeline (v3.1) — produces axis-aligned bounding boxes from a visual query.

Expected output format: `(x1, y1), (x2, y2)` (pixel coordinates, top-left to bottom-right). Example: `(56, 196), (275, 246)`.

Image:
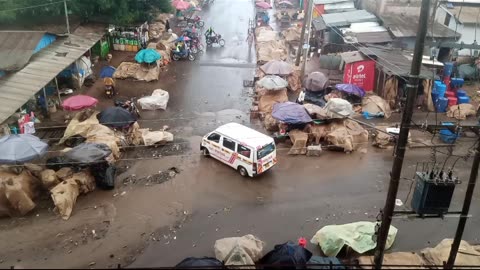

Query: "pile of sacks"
(40, 168), (95, 220)
(113, 62), (160, 82)
(0, 166), (41, 217)
(255, 27), (288, 64)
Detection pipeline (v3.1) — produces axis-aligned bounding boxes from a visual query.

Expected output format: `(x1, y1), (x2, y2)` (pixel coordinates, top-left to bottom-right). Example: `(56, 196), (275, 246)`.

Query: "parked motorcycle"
(172, 48), (196, 61)
(186, 16), (205, 28)
(189, 37), (204, 54)
(105, 85), (114, 98)
(114, 98), (141, 118)
(205, 34), (225, 47)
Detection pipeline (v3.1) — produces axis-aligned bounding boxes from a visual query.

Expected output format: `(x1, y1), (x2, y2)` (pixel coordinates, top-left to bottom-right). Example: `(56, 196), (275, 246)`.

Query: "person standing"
(165, 19), (170, 32)
(246, 30), (254, 50)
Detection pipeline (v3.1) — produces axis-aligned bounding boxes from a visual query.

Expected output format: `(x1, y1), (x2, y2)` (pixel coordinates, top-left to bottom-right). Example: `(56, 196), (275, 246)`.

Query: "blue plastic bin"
(451, 78), (464, 88)
(444, 62), (454, 77)
(440, 122), (460, 144)
(456, 89), (467, 97)
(458, 96), (470, 104)
(435, 97), (448, 112)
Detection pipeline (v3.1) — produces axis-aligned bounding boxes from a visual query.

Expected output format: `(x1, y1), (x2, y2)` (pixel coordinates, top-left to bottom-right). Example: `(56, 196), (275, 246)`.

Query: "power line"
(0, 0), (67, 13)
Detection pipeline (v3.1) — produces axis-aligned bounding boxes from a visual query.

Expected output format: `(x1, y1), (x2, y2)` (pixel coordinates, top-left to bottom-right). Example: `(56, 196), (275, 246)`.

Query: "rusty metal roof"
(381, 14), (461, 38)
(0, 31), (47, 71)
(0, 33), (102, 124)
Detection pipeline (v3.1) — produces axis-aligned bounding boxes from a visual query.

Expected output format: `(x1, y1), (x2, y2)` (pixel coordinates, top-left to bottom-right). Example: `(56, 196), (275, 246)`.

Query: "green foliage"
(0, 0), (173, 26)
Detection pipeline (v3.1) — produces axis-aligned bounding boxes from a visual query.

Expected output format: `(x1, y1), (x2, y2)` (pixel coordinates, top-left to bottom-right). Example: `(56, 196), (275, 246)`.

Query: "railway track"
(34, 126), (67, 143)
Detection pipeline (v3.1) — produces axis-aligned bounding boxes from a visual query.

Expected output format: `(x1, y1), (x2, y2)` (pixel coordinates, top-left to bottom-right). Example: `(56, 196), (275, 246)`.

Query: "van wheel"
(202, 148), (210, 157)
(238, 166), (248, 177)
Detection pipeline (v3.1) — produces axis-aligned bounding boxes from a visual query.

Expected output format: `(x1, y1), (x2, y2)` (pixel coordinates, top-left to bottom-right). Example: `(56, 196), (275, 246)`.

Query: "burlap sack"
(51, 179), (80, 220)
(69, 171), (96, 195)
(263, 114), (279, 132)
(0, 171), (40, 217)
(446, 104), (476, 120)
(258, 90), (288, 113)
(41, 169), (60, 190)
(288, 130), (308, 155)
(56, 167), (73, 181)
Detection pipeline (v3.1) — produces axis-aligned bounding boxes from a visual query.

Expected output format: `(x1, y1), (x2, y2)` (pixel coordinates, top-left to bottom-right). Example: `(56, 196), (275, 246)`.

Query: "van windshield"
(257, 143), (275, 160)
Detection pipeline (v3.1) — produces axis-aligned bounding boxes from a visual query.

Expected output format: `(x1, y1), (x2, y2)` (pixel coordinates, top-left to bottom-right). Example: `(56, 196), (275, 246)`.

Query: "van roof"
(215, 122), (273, 148)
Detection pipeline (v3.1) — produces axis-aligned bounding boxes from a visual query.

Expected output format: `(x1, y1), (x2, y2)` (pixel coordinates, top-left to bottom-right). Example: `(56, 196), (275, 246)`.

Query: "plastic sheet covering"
(214, 234), (265, 267)
(175, 257), (223, 267)
(362, 95), (392, 119)
(311, 221), (397, 257)
(59, 111), (99, 145)
(259, 241), (312, 266)
(65, 143), (112, 164)
(138, 89), (170, 110)
(421, 239), (480, 267)
(323, 98), (354, 119)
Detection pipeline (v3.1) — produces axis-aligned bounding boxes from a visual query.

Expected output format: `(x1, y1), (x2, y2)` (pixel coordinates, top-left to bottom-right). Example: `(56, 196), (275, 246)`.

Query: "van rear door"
(256, 142), (276, 174)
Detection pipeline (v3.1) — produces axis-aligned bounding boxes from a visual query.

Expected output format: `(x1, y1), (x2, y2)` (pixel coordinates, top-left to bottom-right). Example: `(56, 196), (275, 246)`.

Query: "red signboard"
(343, 60), (376, 91)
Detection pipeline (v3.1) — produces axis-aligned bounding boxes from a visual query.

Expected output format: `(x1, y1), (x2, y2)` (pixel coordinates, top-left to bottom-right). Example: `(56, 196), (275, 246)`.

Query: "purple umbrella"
(335, 84), (366, 97)
(272, 102), (312, 124)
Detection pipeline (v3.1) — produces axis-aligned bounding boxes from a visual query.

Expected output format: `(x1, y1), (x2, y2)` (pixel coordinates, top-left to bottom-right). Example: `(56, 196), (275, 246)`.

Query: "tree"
(0, 0), (172, 26)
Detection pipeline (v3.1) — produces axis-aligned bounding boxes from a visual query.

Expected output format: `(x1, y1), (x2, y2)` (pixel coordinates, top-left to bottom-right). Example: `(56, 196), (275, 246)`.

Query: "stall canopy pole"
(42, 87), (49, 116)
(55, 77), (62, 103)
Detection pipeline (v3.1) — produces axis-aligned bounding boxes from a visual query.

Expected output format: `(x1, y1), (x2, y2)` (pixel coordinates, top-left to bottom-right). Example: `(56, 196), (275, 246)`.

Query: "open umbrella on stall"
(135, 48), (162, 64)
(304, 72), (329, 92)
(97, 107), (137, 128)
(272, 102), (312, 124)
(278, 0), (293, 7)
(256, 1), (272, 9)
(257, 75), (289, 90)
(100, 66), (116, 78)
(65, 143), (112, 164)
(62, 95), (98, 111)
(335, 84), (366, 97)
(175, 36), (191, 42)
(173, 0), (191, 10)
(0, 134), (48, 164)
(260, 60), (294, 76)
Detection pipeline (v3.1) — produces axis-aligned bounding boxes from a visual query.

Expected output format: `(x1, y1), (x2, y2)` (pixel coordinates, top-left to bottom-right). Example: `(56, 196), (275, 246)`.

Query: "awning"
(0, 33), (102, 124)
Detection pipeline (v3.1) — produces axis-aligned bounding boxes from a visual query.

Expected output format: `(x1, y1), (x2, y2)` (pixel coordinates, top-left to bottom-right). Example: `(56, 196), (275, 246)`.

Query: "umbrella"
(278, 0), (293, 6)
(100, 66), (116, 78)
(257, 75), (289, 90)
(260, 60), (294, 75)
(62, 95), (98, 111)
(304, 72), (329, 92)
(335, 84), (366, 97)
(65, 143), (112, 164)
(256, 1), (272, 9)
(272, 102), (313, 124)
(0, 134), (48, 164)
(173, 0), (191, 10)
(175, 36), (191, 42)
(135, 48), (162, 64)
(97, 107), (137, 128)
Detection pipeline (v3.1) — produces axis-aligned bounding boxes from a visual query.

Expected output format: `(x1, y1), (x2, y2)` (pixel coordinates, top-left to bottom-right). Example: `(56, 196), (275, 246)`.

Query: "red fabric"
(314, 5), (325, 16)
(448, 97), (458, 106)
(62, 95), (98, 111)
(343, 60), (376, 91)
(298, 237), (307, 248)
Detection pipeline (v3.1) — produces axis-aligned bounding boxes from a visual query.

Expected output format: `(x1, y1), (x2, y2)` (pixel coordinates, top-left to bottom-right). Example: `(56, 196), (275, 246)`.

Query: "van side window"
(207, 133), (221, 143)
(222, 137), (236, 151)
(237, 145), (251, 159)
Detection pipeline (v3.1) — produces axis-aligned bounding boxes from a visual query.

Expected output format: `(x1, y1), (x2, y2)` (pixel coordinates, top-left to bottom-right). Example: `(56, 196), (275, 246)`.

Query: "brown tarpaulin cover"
(358, 252), (427, 269)
(362, 95), (392, 119)
(51, 179), (79, 220)
(258, 89), (288, 113)
(113, 62), (160, 82)
(59, 111), (99, 145)
(263, 114), (279, 132)
(0, 171), (40, 217)
(326, 120), (369, 152)
(446, 104), (476, 120)
(288, 130), (308, 155)
(287, 70), (302, 92)
(384, 76), (398, 109)
(85, 124), (121, 161)
(256, 40), (288, 64)
(421, 239), (480, 267)
(40, 169), (60, 190)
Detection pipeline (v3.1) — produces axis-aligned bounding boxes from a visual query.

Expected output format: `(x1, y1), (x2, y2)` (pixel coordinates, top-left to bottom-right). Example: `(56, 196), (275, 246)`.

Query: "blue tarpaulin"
(135, 48), (162, 64)
(34, 33), (56, 54)
(272, 102), (312, 124)
(100, 66), (116, 78)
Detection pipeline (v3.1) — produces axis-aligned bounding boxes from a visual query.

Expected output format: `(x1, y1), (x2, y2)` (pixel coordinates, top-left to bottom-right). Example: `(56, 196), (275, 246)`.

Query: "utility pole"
(445, 140), (480, 269)
(301, 0), (314, 78)
(64, 0), (70, 35)
(295, 0), (313, 66)
(373, 0), (431, 268)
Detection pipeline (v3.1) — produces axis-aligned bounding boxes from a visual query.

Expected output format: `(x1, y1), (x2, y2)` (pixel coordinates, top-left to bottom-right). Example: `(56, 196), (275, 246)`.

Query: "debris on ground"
(122, 167), (180, 186)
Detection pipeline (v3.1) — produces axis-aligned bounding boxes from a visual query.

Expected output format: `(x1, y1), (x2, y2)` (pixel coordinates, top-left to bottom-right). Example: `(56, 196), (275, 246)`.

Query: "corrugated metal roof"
(358, 46), (434, 79)
(324, 1), (355, 12)
(340, 51), (367, 63)
(0, 31), (47, 71)
(381, 14), (461, 38)
(313, 0), (350, 4)
(346, 31), (393, 43)
(322, 10), (378, 27)
(0, 33), (102, 124)
(312, 18), (327, 31)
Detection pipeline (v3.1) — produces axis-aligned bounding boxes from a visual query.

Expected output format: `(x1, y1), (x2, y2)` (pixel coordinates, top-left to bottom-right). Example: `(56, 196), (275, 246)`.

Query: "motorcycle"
(189, 37), (204, 54)
(186, 16), (205, 28)
(105, 85), (114, 98)
(114, 98), (141, 118)
(205, 34), (225, 47)
(172, 48), (196, 61)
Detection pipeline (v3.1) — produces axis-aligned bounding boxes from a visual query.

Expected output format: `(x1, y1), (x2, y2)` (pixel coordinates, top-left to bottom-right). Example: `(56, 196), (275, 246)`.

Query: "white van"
(201, 122), (277, 177)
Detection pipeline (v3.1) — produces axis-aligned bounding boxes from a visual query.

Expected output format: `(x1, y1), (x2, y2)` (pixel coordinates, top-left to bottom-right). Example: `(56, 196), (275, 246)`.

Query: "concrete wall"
(359, 0), (421, 16)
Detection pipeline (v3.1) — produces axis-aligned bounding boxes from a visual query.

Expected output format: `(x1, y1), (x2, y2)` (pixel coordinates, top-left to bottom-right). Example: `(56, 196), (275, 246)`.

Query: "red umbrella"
(62, 95), (98, 111)
(173, 0), (191, 10)
(256, 1), (272, 9)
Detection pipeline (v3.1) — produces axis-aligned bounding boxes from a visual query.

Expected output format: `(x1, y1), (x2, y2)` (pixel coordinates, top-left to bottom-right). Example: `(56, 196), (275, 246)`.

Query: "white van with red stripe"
(201, 122), (277, 177)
